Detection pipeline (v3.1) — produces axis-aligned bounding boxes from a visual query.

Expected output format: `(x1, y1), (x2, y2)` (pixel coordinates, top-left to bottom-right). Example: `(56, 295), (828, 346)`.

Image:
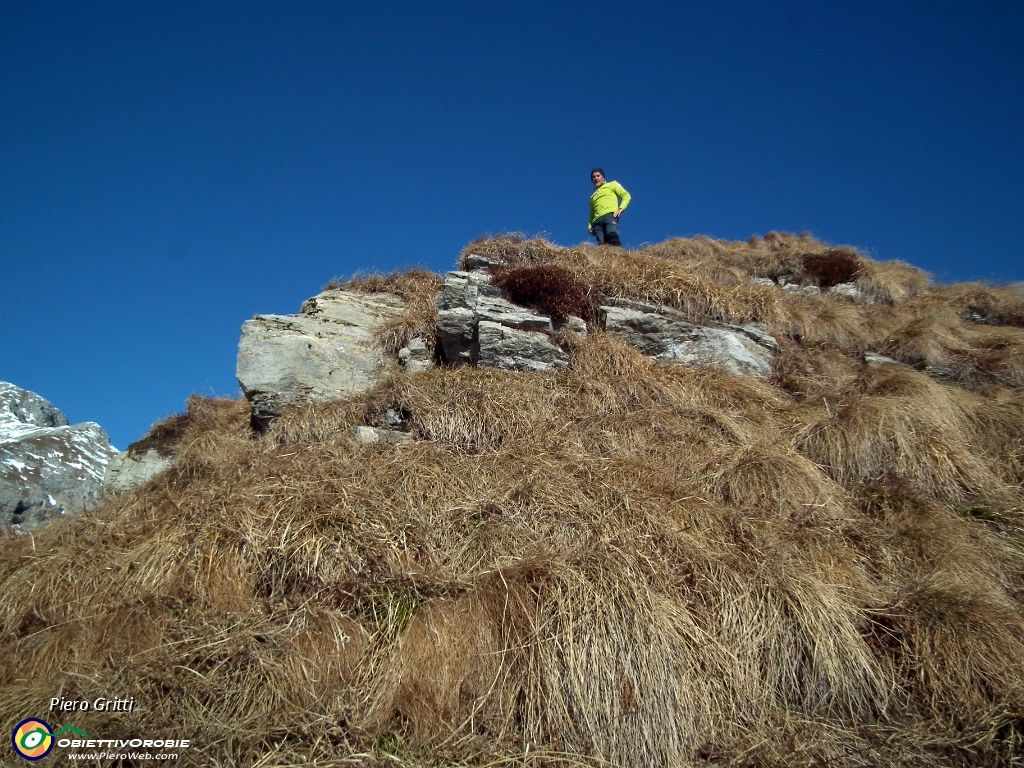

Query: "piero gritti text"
(50, 695), (137, 712)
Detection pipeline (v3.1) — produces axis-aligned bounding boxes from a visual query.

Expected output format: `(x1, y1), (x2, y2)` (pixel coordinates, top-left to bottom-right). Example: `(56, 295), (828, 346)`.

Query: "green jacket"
(589, 181), (631, 228)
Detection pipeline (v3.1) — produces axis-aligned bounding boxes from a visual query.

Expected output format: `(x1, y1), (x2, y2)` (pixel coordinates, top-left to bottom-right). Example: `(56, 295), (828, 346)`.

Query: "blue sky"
(2, 1), (1022, 448)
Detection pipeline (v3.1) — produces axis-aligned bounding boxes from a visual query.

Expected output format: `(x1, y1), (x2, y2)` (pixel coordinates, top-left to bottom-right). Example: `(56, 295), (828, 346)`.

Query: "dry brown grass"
(942, 281), (1024, 328)
(464, 234), (1024, 389)
(1, 238), (1023, 766)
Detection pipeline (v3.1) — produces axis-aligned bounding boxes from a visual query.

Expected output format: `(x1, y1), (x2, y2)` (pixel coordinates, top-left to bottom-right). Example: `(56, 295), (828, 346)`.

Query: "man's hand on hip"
(613, 209), (622, 219)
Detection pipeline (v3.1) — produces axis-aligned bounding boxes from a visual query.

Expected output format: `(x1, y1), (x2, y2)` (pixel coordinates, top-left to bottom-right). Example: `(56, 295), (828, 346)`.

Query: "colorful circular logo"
(11, 718), (54, 761)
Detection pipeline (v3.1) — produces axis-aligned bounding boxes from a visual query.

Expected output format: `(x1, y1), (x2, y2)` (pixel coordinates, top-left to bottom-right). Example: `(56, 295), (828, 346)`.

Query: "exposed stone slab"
(104, 449), (175, 493)
(463, 253), (506, 271)
(828, 282), (880, 304)
(435, 306), (478, 365)
(237, 291), (406, 428)
(925, 364), (960, 381)
(601, 298), (778, 348)
(477, 321), (569, 372)
(554, 316), (588, 336)
(600, 300), (776, 379)
(719, 321), (779, 350)
(782, 283), (821, 295)
(435, 271), (480, 311)
(435, 272), (777, 378)
(828, 283), (863, 301)
(0, 382), (69, 429)
(475, 295), (553, 333)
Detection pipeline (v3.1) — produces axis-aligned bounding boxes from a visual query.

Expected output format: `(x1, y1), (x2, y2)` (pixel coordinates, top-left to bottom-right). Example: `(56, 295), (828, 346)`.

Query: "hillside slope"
(2, 234), (1023, 767)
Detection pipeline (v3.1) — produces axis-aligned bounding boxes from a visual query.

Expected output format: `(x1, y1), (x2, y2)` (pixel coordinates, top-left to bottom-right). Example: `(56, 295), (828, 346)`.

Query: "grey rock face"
(554, 315), (588, 336)
(750, 277), (777, 287)
(476, 294), (554, 333)
(0, 382), (118, 532)
(775, 276), (875, 303)
(237, 290), (406, 428)
(925, 364), (960, 381)
(104, 449), (175, 493)
(434, 270), (573, 372)
(718, 321), (779, 351)
(599, 300), (777, 379)
(0, 383), (69, 429)
(434, 271), (775, 378)
(478, 321), (570, 371)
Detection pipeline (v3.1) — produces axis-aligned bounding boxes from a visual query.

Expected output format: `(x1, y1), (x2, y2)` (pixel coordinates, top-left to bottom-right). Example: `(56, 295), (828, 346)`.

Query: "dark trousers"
(591, 213), (621, 246)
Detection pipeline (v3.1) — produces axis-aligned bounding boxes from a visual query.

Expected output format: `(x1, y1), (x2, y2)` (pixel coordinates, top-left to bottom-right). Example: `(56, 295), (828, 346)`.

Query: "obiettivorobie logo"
(12, 721), (89, 761)
(11, 720), (83, 761)
(12, 718), (190, 761)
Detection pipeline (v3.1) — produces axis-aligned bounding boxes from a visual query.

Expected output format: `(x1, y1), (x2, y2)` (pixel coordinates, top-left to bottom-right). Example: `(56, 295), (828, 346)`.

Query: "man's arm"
(610, 181), (631, 219)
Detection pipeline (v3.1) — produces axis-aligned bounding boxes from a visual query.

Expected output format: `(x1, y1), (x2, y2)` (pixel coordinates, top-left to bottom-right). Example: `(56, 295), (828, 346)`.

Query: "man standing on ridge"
(588, 168), (630, 246)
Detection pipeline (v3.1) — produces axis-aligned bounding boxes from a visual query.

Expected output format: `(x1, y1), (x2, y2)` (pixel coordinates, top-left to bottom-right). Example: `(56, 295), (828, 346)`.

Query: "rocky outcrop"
(599, 299), (778, 379)
(434, 270), (572, 371)
(0, 382), (118, 532)
(782, 282), (822, 296)
(433, 265), (778, 378)
(477, 320), (570, 371)
(237, 290), (407, 429)
(237, 263), (787, 429)
(0, 383), (69, 429)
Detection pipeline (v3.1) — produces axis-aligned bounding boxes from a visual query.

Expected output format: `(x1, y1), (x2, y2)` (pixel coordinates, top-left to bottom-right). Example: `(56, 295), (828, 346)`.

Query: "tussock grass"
(786, 365), (1019, 506)
(944, 281), (1024, 328)
(2, 237), (1023, 766)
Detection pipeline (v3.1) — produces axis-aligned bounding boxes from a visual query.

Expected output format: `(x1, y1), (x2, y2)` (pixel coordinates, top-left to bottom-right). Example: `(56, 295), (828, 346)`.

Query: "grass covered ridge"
(2, 235), (1023, 767)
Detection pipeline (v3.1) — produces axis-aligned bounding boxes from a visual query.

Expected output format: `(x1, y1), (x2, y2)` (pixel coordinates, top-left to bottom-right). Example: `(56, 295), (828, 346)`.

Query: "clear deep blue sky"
(2, 1), (1022, 448)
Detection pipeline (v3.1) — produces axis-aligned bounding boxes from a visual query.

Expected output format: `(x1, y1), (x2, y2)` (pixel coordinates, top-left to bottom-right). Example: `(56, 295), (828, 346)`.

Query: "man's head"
(591, 168), (605, 187)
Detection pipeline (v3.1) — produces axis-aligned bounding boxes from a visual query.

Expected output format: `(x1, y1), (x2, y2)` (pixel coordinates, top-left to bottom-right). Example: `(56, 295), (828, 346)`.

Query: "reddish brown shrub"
(802, 249), (863, 288)
(492, 264), (593, 322)
(127, 413), (191, 457)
